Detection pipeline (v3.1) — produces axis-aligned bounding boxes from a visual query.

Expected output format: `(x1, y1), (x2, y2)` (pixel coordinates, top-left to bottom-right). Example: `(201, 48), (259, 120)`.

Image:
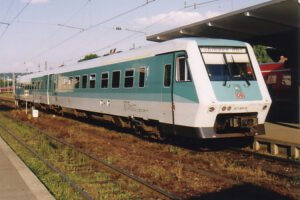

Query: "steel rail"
(0, 97), (298, 164)
(9, 115), (181, 200)
(0, 122), (94, 200)
(3, 100), (299, 182)
(3, 101), (299, 196)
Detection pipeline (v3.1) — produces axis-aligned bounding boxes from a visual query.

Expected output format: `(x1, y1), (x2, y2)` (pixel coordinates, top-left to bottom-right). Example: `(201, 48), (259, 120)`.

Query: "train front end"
(182, 39), (272, 138)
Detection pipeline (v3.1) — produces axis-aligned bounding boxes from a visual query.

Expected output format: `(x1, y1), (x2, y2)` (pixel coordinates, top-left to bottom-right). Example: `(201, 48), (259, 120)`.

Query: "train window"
(139, 67), (146, 88)
(68, 77), (73, 85)
(112, 71), (121, 88)
(37, 81), (41, 90)
(266, 74), (277, 85)
(101, 72), (109, 88)
(90, 74), (96, 88)
(176, 55), (191, 82)
(75, 76), (80, 88)
(124, 69), (134, 88)
(281, 74), (291, 86)
(164, 64), (171, 87)
(53, 79), (57, 89)
(201, 48), (256, 82)
(63, 78), (68, 85)
(82, 75), (87, 88)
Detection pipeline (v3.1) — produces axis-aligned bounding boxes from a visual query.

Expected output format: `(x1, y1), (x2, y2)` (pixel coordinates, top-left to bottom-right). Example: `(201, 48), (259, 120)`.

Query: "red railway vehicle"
(259, 62), (291, 101)
(0, 86), (13, 93)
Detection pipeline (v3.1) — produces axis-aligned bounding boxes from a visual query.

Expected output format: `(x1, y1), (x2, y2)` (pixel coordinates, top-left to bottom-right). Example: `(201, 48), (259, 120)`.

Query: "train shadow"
(186, 183), (295, 200)
(162, 135), (253, 153)
(267, 100), (298, 124)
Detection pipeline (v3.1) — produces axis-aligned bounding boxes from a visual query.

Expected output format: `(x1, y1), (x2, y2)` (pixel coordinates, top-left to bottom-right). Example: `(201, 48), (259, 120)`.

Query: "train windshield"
(200, 47), (256, 83)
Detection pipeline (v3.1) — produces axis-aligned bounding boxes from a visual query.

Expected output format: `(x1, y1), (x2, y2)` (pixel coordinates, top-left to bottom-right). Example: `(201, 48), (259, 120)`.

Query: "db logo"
(235, 92), (245, 99)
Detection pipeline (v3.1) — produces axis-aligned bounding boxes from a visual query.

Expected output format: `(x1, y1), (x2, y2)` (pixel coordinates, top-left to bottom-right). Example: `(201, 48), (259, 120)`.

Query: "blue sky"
(0, 0), (269, 73)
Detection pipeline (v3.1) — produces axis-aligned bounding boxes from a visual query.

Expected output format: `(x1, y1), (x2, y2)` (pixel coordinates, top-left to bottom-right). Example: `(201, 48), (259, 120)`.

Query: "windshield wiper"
(241, 73), (250, 86)
(222, 54), (230, 86)
(231, 55), (251, 86)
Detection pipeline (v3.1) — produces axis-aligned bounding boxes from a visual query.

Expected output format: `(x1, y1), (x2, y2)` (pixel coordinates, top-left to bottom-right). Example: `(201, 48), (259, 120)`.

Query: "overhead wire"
(75, 0), (219, 61)
(0, 0), (33, 41)
(3, 0), (16, 21)
(59, 0), (163, 64)
(29, 0), (157, 62)
(85, 0), (156, 31)
(15, 20), (58, 26)
(184, 0), (219, 9)
(65, 0), (219, 64)
(28, 0), (92, 63)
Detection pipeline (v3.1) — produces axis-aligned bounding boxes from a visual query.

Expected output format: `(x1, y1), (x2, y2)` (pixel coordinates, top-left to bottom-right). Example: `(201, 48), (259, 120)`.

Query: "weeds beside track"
(0, 112), (180, 200)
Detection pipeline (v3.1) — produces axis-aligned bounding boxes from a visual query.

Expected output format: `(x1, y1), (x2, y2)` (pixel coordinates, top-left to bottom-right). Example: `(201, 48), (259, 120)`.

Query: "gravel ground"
(7, 109), (300, 199)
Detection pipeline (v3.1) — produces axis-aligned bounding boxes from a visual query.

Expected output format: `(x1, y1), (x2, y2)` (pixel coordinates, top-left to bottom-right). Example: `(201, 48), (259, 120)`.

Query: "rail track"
(0, 95), (299, 162)
(0, 114), (181, 200)
(164, 136), (300, 183)
(222, 147), (300, 182)
(4, 110), (300, 192)
(0, 96), (299, 199)
(0, 95), (298, 162)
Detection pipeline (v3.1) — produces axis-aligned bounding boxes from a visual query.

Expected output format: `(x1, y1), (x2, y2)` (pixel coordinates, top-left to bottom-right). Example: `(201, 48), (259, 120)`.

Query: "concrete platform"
(260, 122), (300, 144)
(253, 122), (300, 158)
(0, 137), (55, 200)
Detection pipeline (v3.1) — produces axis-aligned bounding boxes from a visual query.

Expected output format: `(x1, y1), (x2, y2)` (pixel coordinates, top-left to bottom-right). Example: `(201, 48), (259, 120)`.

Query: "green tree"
(253, 45), (273, 64)
(0, 79), (4, 87)
(78, 54), (99, 62)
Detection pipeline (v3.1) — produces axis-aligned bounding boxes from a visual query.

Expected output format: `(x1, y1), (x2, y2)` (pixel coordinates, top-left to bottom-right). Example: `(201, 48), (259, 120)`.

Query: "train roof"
(17, 37), (248, 83)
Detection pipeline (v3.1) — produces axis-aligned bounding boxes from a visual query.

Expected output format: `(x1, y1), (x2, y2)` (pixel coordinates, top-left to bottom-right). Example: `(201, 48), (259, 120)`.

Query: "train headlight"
(227, 106), (232, 111)
(222, 106), (226, 111)
(209, 107), (215, 112)
(262, 105), (268, 110)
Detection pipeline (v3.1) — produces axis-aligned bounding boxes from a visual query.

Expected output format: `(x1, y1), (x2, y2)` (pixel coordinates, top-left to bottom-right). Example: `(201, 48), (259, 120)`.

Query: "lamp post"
(0, 21), (9, 25)
(113, 27), (146, 35)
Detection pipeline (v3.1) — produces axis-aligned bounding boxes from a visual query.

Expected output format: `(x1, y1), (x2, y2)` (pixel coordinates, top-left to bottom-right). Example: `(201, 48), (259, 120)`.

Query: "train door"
(172, 52), (193, 126)
(48, 74), (56, 105)
(46, 74), (53, 105)
(161, 53), (175, 125)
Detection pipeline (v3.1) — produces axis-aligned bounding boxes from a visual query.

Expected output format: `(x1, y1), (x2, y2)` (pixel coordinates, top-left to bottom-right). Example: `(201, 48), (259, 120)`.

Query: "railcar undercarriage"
(16, 100), (265, 139)
(214, 113), (264, 136)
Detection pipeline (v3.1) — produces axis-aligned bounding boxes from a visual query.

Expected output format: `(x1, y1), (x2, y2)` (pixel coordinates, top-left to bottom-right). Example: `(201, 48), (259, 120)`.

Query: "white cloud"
(22, 0), (50, 4)
(134, 10), (222, 28)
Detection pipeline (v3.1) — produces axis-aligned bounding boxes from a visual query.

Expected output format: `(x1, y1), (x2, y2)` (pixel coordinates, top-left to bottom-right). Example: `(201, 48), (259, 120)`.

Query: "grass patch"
(0, 112), (142, 199)
(0, 124), (82, 199)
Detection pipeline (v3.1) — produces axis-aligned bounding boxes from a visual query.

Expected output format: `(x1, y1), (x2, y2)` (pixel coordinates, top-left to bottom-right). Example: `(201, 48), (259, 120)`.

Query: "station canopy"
(147, 0), (300, 50)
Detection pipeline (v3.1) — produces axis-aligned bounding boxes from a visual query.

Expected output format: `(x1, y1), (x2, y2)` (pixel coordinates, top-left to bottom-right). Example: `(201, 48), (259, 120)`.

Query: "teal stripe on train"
(193, 38), (247, 47)
(32, 54), (199, 103)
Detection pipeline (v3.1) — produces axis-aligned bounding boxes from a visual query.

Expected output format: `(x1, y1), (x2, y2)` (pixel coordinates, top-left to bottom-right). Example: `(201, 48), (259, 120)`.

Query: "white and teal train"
(16, 37), (271, 139)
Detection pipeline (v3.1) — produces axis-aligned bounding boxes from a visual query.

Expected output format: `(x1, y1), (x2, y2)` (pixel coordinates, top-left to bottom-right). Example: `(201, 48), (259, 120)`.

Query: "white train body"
(16, 38), (271, 138)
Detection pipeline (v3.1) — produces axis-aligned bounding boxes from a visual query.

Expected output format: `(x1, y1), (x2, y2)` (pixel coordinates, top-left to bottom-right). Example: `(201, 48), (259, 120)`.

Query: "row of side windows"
(21, 80), (45, 90)
(21, 55), (189, 90)
(73, 67), (146, 89)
